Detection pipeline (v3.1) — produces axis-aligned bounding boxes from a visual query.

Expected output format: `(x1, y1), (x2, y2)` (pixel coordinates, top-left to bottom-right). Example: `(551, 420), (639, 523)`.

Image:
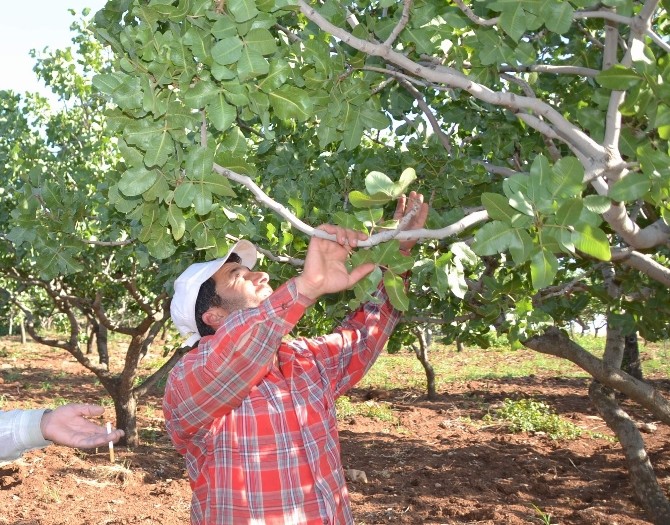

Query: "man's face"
(211, 261), (273, 315)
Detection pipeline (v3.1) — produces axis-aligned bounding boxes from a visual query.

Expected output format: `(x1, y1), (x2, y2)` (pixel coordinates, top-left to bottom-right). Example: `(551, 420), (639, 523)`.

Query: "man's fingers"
(316, 224), (368, 247)
(348, 263), (376, 286)
(76, 404), (106, 417)
(394, 194), (407, 220)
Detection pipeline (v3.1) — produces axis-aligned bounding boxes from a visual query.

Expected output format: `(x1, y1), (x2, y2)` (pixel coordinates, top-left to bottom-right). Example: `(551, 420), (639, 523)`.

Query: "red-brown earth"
(0, 336), (668, 525)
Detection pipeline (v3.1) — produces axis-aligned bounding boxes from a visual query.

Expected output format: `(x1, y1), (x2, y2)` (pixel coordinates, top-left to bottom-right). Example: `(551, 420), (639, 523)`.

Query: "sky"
(0, 1), (107, 97)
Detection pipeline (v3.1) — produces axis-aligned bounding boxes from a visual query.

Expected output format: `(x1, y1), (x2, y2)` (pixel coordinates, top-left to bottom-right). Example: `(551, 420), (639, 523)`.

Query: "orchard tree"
(0, 12), (183, 447)
(90, 0), (670, 520)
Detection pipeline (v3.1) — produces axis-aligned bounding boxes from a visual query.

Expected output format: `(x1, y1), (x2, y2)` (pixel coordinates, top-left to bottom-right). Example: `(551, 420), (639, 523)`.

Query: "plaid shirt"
(163, 277), (400, 525)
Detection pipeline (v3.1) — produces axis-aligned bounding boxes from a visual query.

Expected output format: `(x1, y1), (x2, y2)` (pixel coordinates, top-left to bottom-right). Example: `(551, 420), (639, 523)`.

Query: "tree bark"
(96, 323), (109, 368)
(589, 381), (670, 524)
(114, 392), (138, 449)
(623, 333), (643, 380)
(412, 328), (436, 400)
(524, 327), (670, 425)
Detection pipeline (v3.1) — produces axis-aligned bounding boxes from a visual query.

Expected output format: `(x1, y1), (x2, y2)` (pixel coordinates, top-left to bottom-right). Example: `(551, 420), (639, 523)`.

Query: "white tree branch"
(297, 0), (606, 163)
(212, 162), (488, 246)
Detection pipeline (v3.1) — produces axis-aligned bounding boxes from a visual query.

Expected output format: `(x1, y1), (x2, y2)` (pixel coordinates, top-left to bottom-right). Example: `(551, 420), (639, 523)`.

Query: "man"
(0, 404), (124, 463)
(164, 192), (429, 525)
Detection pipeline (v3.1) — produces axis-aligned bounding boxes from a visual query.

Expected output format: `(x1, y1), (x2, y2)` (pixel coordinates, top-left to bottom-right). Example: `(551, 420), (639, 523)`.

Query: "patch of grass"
(99, 397), (114, 407)
(49, 396), (70, 407)
(140, 427), (162, 443)
(41, 482), (62, 504)
(335, 396), (398, 424)
(359, 343), (591, 393)
(485, 398), (584, 440)
(2, 370), (22, 382)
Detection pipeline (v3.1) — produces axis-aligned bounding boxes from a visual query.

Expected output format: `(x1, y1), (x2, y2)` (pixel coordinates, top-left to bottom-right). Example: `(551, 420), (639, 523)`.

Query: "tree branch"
(297, 0), (606, 163)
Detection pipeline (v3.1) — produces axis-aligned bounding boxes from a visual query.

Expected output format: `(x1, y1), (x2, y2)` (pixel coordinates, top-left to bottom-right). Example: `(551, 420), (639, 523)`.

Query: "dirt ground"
(1, 337), (668, 525)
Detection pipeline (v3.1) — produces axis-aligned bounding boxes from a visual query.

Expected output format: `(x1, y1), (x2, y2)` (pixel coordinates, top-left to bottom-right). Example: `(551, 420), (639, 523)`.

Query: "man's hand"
(296, 225), (375, 302)
(41, 404), (124, 449)
(395, 191), (429, 254)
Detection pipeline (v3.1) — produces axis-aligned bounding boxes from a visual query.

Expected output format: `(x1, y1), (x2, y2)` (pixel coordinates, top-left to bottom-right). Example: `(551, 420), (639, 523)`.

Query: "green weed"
(485, 398), (583, 440)
(335, 396), (398, 424)
(530, 503), (555, 524)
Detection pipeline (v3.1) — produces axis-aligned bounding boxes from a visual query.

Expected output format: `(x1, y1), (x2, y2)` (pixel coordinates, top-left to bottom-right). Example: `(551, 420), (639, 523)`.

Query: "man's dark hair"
(194, 253), (241, 337)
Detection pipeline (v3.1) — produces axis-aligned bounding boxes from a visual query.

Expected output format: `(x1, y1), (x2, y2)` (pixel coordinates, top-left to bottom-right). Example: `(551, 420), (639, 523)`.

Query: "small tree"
(0, 11), (180, 447)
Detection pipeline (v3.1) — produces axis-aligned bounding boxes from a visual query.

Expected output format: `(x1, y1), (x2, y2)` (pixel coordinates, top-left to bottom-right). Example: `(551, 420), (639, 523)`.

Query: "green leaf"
(543, 1), (573, 34)
(395, 168), (417, 195)
(184, 80), (219, 109)
(174, 181), (196, 207)
(472, 221), (515, 256)
(365, 171), (395, 196)
(207, 93), (236, 131)
(482, 192), (517, 223)
(554, 199), (583, 230)
(446, 263), (468, 299)
(201, 172), (237, 197)
(237, 48), (269, 81)
(228, 0), (259, 23)
(508, 228), (534, 264)
(349, 190), (392, 208)
(498, 3), (527, 41)
(383, 271), (409, 311)
(211, 37), (243, 65)
(583, 195), (612, 214)
(550, 157), (584, 198)
(144, 129), (173, 168)
(186, 146), (215, 180)
(530, 248), (558, 290)
(656, 104), (670, 140)
(268, 86), (313, 121)
(244, 28), (276, 55)
(167, 203), (186, 240)
(608, 173), (651, 202)
(118, 166), (159, 197)
(596, 65), (643, 90)
(572, 224), (611, 261)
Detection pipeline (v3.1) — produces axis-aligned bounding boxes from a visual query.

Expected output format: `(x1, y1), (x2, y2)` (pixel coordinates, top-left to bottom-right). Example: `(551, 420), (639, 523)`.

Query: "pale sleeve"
(0, 409), (52, 463)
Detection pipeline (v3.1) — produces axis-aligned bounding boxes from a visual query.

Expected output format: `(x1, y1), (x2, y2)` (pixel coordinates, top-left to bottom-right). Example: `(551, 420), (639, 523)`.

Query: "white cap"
(170, 239), (257, 347)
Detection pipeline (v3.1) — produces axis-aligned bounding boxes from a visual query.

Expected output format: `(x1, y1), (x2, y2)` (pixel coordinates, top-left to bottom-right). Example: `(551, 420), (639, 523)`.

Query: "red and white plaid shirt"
(163, 277), (400, 525)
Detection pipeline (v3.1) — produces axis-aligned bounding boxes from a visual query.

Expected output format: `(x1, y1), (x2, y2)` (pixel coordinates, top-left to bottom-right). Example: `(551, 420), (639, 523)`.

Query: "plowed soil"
(1, 336), (668, 524)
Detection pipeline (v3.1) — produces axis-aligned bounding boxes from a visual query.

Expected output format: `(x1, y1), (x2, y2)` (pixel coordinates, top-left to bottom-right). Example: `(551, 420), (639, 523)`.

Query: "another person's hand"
(395, 191), (429, 254)
(40, 404), (124, 449)
(296, 225), (375, 302)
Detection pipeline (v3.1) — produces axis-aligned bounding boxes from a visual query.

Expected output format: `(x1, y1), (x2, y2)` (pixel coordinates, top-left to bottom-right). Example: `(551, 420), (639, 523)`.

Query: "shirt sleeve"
(0, 409), (51, 463)
(163, 279), (312, 448)
(301, 279), (402, 398)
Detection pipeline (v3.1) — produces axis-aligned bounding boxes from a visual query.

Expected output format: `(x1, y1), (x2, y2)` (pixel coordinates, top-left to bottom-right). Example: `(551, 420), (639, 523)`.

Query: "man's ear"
(202, 308), (227, 330)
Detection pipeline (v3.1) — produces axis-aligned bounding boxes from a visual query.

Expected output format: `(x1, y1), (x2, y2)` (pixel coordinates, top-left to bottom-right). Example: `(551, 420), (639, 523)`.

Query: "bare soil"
(1, 336), (668, 525)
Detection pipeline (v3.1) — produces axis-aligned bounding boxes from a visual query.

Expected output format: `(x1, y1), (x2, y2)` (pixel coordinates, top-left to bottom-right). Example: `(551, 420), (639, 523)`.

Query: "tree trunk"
(20, 319), (26, 344)
(412, 328), (436, 400)
(97, 323), (109, 368)
(589, 381), (670, 524)
(622, 333), (643, 380)
(114, 393), (139, 449)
